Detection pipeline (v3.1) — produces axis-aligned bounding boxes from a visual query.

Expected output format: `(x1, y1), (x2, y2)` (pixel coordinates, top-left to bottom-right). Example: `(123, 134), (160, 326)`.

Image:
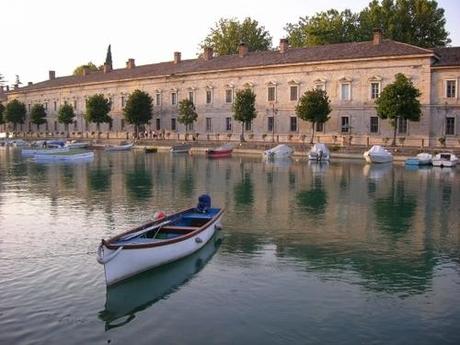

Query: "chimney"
(49, 70), (56, 80)
(103, 63), (112, 73)
(279, 38), (289, 54)
(126, 58), (135, 69)
(28, 82), (33, 86)
(203, 47), (213, 61)
(373, 28), (382, 45)
(239, 42), (248, 57)
(82, 66), (91, 76)
(174, 51), (181, 64)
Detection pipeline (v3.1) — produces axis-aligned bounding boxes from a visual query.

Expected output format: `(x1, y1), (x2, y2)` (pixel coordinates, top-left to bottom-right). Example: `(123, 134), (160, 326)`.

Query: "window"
(316, 122), (324, 132)
(54, 101), (57, 111)
(446, 117), (455, 135)
(121, 96), (126, 107)
(206, 90), (212, 104)
(73, 100), (77, 110)
(109, 119), (113, 131)
(156, 118), (161, 130)
(74, 121), (78, 131)
(370, 116), (379, 133)
(171, 92), (177, 106)
(54, 121), (57, 131)
(188, 91), (194, 102)
(371, 82), (380, 99)
(267, 86), (276, 102)
(446, 80), (456, 98)
(341, 116), (350, 133)
(341, 83), (351, 100)
(245, 121), (252, 131)
(186, 123), (194, 131)
(225, 89), (233, 103)
(121, 119), (125, 130)
(290, 85), (298, 101)
(267, 117), (274, 132)
(44, 102), (48, 111)
(225, 117), (232, 131)
(171, 118), (176, 131)
(398, 117), (407, 134)
(155, 93), (161, 106)
(206, 117), (212, 132)
(109, 97), (113, 110)
(290, 117), (297, 132)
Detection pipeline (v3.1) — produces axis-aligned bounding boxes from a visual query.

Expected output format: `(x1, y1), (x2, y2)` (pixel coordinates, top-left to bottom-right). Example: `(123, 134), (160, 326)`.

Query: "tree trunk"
(392, 118), (398, 146)
(310, 122), (316, 144)
(65, 123), (69, 138)
(240, 122), (245, 142)
(96, 122), (100, 139)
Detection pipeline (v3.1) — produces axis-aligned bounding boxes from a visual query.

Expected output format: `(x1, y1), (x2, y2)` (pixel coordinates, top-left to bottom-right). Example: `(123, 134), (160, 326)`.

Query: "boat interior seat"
(160, 225), (198, 233)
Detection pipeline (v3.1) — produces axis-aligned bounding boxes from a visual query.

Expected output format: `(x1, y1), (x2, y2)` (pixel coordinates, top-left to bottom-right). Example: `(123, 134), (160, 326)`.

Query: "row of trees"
(0, 73), (421, 145)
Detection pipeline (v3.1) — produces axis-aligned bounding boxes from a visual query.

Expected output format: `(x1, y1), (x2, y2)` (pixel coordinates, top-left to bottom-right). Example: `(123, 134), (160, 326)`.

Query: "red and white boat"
(206, 143), (233, 158)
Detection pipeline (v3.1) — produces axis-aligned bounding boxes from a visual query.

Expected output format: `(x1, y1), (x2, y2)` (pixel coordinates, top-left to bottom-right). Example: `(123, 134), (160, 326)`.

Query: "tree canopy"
(123, 89), (153, 138)
(30, 103), (47, 130)
(73, 62), (99, 76)
(201, 17), (272, 56)
(58, 103), (75, 134)
(285, 0), (450, 48)
(85, 94), (112, 131)
(375, 73), (422, 145)
(233, 88), (257, 141)
(295, 89), (332, 143)
(105, 44), (112, 66)
(5, 99), (26, 130)
(177, 99), (198, 133)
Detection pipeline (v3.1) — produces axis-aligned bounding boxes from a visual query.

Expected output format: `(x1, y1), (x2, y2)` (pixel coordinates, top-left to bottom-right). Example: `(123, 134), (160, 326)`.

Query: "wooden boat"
(263, 144), (293, 160)
(170, 143), (191, 153)
(105, 142), (134, 151)
(21, 146), (70, 156)
(65, 140), (89, 149)
(33, 149), (94, 161)
(432, 152), (458, 167)
(405, 153), (432, 166)
(206, 143), (233, 158)
(308, 143), (330, 162)
(96, 195), (224, 286)
(363, 145), (393, 164)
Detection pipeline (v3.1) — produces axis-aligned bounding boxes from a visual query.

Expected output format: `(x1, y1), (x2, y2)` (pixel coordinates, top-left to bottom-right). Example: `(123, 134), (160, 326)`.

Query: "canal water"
(0, 148), (459, 344)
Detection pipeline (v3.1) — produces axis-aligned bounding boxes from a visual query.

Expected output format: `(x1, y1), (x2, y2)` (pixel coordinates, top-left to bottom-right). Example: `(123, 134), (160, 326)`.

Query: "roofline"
(431, 65), (460, 70)
(7, 53), (436, 96)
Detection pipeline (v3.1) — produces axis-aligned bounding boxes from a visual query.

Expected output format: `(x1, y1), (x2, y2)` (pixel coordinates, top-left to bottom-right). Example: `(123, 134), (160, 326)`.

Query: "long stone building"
(4, 30), (460, 147)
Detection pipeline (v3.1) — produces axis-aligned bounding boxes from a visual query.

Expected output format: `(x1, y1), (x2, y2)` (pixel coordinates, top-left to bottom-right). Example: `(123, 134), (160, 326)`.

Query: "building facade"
(4, 31), (460, 147)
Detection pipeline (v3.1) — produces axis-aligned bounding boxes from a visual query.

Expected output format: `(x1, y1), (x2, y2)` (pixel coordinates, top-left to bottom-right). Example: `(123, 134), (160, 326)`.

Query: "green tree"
(295, 89), (332, 143)
(233, 88), (257, 142)
(30, 103), (47, 130)
(201, 17), (272, 56)
(375, 73), (422, 146)
(0, 103), (5, 125)
(85, 94), (111, 132)
(58, 103), (75, 136)
(123, 89), (153, 139)
(177, 99), (198, 138)
(105, 44), (112, 66)
(5, 99), (26, 131)
(73, 62), (99, 76)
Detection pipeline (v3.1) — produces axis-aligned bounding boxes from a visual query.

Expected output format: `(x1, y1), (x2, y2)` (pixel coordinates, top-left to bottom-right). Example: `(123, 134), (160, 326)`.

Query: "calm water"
(1, 148), (459, 345)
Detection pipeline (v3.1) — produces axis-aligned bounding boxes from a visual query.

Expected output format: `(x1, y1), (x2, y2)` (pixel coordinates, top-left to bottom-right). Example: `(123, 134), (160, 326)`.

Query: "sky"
(1, 0), (459, 86)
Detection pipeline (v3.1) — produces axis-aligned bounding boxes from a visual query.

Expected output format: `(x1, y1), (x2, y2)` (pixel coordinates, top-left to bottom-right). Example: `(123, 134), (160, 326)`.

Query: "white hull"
(100, 215), (222, 286)
(34, 151), (94, 161)
(105, 143), (133, 151)
(66, 142), (89, 149)
(21, 147), (70, 156)
(432, 153), (458, 167)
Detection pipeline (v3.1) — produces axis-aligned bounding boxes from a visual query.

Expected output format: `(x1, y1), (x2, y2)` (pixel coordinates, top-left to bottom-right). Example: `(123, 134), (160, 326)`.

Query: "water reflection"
(99, 233), (223, 330)
(125, 154), (152, 200)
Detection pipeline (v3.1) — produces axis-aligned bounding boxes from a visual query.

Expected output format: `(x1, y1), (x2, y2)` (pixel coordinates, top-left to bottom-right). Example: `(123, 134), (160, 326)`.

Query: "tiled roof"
(11, 39), (435, 93)
(432, 47), (460, 67)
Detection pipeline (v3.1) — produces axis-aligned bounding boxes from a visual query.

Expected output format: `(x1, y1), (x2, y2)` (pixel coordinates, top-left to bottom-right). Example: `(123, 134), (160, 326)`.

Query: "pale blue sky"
(1, 0), (459, 86)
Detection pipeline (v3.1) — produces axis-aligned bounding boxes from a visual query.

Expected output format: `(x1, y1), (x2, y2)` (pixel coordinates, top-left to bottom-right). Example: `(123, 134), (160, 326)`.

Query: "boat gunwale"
(103, 207), (224, 249)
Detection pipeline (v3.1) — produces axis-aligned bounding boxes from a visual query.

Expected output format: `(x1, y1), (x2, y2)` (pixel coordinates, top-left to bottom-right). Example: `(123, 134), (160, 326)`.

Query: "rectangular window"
(371, 82), (380, 99)
(206, 90), (212, 104)
(74, 121), (78, 131)
(188, 91), (194, 102)
(121, 119), (125, 130)
(225, 117), (232, 131)
(370, 116), (379, 133)
(156, 118), (161, 130)
(44, 102), (48, 111)
(109, 97), (113, 110)
(121, 96), (125, 107)
(316, 122), (324, 132)
(398, 117), (408, 134)
(290, 117), (297, 132)
(171, 118), (177, 131)
(109, 119), (113, 131)
(54, 101), (57, 111)
(206, 117), (212, 132)
(446, 80), (456, 98)
(341, 116), (350, 133)
(225, 89), (233, 103)
(54, 121), (57, 131)
(290, 85), (298, 101)
(267, 86), (276, 102)
(73, 100), (77, 110)
(171, 92), (177, 105)
(446, 117), (455, 135)
(267, 117), (274, 132)
(155, 93), (161, 106)
(341, 83), (350, 100)
(245, 121), (252, 131)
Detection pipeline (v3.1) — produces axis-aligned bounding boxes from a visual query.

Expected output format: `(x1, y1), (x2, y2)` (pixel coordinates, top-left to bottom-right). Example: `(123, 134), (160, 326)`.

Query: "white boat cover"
(308, 143), (330, 161)
(263, 144), (293, 159)
(364, 145), (393, 163)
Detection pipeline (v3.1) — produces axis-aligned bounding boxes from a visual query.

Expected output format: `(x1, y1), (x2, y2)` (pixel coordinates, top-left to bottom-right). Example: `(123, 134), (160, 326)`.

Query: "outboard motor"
(196, 194), (211, 213)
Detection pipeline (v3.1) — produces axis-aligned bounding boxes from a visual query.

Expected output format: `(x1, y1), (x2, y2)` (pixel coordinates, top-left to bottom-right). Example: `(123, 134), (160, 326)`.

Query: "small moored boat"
(170, 143), (191, 153)
(363, 145), (393, 164)
(405, 153), (432, 166)
(33, 149), (94, 161)
(308, 143), (330, 162)
(65, 140), (89, 149)
(105, 142), (134, 151)
(21, 146), (70, 156)
(207, 143), (233, 158)
(432, 152), (458, 168)
(96, 195), (224, 286)
(263, 144), (293, 160)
